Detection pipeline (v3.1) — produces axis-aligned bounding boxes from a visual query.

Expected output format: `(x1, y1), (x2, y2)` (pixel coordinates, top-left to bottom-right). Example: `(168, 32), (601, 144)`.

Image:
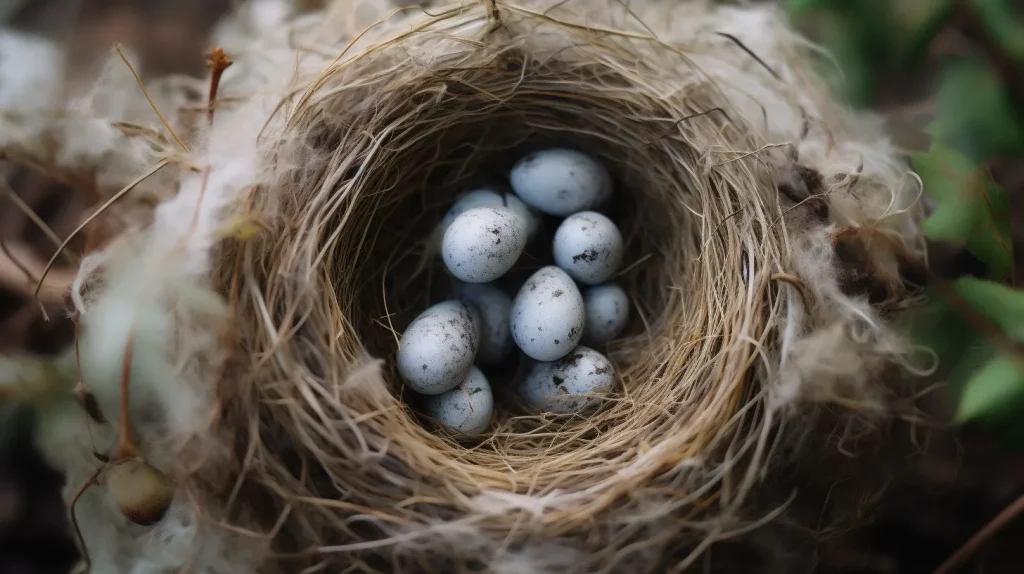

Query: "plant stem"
(205, 47), (233, 127)
(69, 466), (104, 574)
(112, 330), (138, 461)
(933, 491), (1024, 573)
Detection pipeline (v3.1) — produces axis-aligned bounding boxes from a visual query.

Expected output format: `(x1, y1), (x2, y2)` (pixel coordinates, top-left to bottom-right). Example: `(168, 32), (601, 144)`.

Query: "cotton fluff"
(0, 29), (63, 111)
(36, 226), (265, 574)
(0, 28), (64, 150)
(0, 33), (195, 204)
(56, 46), (198, 196)
(2, 8), (288, 574)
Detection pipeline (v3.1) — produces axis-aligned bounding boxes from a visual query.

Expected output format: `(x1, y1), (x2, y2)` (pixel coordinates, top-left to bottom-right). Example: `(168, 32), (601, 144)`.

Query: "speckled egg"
(422, 366), (494, 435)
(510, 266), (585, 361)
(583, 284), (630, 345)
(520, 346), (615, 413)
(442, 207), (527, 283)
(509, 148), (612, 216)
(552, 211), (624, 285)
(396, 300), (480, 395)
(454, 281), (514, 366)
(439, 187), (542, 242)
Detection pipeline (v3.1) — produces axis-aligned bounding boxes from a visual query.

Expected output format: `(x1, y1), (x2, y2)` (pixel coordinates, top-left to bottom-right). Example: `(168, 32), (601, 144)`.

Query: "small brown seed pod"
(105, 458), (173, 526)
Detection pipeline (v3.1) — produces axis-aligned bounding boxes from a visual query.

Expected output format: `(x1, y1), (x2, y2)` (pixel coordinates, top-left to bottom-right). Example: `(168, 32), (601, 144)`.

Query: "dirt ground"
(1, 2), (1022, 573)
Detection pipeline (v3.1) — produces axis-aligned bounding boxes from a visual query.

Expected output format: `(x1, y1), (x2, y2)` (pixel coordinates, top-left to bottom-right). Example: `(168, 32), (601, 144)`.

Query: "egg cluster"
(396, 148), (630, 435)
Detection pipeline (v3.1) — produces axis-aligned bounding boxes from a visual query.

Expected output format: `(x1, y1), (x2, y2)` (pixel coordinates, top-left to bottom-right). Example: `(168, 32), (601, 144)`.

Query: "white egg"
(583, 284), (630, 345)
(552, 211), (624, 285)
(454, 282), (514, 366)
(509, 148), (612, 216)
(396, 300), (480, 395)
(442, 207), (527, 283)
(422, 366), (494, 434)
(520, 346), (615, 413)
(510, 266), (585, 361)
(439, 187), (542, 242)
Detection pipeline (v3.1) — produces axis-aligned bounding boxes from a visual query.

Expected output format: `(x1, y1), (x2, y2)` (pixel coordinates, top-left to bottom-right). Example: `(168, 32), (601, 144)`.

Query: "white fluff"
(0, 28), (64, 151)
(0, 29), (63, 111)
(2, 8), (277, 574)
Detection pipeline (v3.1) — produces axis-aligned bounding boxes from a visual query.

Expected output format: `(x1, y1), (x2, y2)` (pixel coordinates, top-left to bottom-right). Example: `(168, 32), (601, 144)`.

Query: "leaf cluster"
(790, 0), (1024, 439)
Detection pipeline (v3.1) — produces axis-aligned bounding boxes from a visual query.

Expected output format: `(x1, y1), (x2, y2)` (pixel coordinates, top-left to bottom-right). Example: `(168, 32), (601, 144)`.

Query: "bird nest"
(38, 1), (932, 572)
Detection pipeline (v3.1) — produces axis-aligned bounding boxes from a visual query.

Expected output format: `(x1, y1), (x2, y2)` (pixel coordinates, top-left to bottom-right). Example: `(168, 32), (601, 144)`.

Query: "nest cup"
(216, 1), (925, 571)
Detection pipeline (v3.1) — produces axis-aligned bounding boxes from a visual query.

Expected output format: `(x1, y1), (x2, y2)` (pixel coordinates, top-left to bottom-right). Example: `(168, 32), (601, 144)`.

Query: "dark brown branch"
(933, 491), (1024, 574)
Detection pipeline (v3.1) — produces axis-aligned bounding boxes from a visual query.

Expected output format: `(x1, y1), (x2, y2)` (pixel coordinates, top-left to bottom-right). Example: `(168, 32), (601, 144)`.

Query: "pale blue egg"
(510, 148), (612, 216)
(510, 266), (584, 361)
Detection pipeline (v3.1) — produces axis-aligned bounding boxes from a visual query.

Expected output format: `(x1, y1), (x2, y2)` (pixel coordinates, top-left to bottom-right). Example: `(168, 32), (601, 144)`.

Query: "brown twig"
(115, 44), (189, 152)
(180, 47), (233, 263)
(1, 179), (74, 262)
(205, 47), (233, 127)
(933, 491), (1024, 574)
(112, 329), (138, 461)
(0, 240), (75, 301)
(0, 238), (35, 285)
(33, 159), (170, 299)
(69, 466), (104, 574)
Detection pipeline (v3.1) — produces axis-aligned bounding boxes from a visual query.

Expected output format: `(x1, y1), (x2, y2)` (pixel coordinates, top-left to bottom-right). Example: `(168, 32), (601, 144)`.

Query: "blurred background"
(1, 1), (1022, 572)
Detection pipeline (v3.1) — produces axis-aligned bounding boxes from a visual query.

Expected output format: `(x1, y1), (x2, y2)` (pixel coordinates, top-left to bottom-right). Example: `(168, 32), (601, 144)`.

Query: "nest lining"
(261, 59), (753, 479)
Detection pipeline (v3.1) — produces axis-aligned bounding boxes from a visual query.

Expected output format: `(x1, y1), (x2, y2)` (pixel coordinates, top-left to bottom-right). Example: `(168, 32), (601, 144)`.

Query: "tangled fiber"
(2, 0), (933, 572)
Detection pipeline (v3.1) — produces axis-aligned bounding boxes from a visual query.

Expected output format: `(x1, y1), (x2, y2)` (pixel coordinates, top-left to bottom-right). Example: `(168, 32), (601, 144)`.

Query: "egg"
(439, 187), (542, 242)
(552, 211), (624, 285)
(454, 282), (514, 366)
(442, 207), (527, 283)
(509, 148), (612, 216)
(583, 284), (630, 345)
(396, 300), (480, 395)
(422, 366), (494, 434)
(520, 346), (615, 413)
(510, 266), (585, 361)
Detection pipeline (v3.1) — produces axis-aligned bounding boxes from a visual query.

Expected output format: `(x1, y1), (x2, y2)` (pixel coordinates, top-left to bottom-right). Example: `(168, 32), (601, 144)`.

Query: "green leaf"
(972, 0), (1024, 60)
(957, 354), (1024, 421)
(947, 339), (999, 392)
(928, 59), (1024, 161)
(913, 143), (1013, 279)
(955, 277), (1024, 342)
